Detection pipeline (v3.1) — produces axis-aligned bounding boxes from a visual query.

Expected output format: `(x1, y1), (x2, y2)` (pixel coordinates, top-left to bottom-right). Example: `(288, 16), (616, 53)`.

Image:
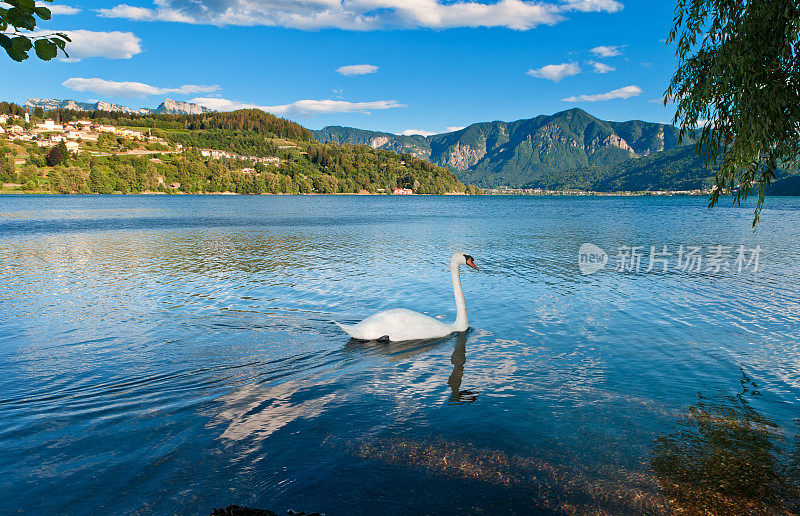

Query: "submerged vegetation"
(652, 371), (800, 514)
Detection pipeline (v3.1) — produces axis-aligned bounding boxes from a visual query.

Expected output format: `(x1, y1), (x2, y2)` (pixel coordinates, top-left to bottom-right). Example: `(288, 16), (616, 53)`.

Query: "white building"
(392, 188), (413, 195)
(77, 132), (99, 142)
(36, 120), (63, 132)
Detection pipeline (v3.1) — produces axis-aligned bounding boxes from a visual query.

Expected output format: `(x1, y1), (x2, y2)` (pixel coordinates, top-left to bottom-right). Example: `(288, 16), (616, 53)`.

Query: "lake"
(1, 194), (798, 514)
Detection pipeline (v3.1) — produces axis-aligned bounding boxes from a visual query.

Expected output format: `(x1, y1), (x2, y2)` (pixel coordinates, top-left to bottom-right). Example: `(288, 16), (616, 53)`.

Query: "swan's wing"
(337, 308), (453, 341)
(334, 321), (369, 340)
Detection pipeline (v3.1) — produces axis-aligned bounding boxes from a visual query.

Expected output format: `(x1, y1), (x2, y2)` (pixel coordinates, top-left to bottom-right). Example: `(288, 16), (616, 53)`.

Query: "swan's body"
(335, 308), (455, 341)
(336, 253), (478, 341)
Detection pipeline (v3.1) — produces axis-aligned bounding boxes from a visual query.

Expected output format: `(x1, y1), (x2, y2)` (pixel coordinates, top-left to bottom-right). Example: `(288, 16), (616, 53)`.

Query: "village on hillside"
(0, 113), (292, 166)
(0, 112), (424, 195)
(1, 112), (166, 152)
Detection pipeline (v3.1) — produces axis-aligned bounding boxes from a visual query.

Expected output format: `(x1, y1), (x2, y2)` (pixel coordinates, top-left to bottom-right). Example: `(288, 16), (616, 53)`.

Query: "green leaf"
(33, 6), (51, 20)
(34, 38), (57, 60)
(1, 36), (31, 62)
(6, 7), (36, 30)
(11, 36), (32, 52)
(50, 37), (67, 58)
(6, 0), (36, 8)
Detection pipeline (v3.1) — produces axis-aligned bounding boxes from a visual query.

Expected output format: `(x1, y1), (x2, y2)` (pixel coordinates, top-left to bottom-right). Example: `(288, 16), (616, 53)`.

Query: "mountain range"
(18, 100), (795, 192)
(23, 98), (213, 116)
(313, 109), (716, 191)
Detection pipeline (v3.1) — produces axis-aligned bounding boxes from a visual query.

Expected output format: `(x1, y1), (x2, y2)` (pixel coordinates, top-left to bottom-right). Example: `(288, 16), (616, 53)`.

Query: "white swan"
(336, 252), (479, 341)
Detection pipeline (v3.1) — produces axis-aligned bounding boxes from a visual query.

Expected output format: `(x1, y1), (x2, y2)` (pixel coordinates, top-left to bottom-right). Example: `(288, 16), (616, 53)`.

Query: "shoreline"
(0, 189), (713, 197)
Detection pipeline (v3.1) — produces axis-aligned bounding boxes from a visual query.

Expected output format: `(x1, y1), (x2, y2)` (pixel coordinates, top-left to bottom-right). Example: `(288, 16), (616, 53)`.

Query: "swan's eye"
(464, 254), (473, 261)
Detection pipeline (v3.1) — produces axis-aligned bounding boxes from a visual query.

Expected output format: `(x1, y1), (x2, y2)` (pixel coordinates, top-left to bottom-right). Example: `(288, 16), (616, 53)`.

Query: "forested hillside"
(0, 105), (477, 195)
(519, 146), (715, 191)
(315, 109), (700, 190)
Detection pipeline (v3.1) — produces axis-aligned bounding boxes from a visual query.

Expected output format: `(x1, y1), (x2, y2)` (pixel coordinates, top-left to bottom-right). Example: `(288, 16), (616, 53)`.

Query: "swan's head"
(453, 252), (479, 270)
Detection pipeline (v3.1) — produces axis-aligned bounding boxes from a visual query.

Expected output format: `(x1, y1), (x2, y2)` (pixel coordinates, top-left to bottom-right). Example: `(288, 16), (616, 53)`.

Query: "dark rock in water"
(210, 506), (323, 516)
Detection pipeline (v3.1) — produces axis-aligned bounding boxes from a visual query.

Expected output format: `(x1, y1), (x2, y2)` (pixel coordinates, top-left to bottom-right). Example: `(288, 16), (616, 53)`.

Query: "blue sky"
(1, 1), (681, 134)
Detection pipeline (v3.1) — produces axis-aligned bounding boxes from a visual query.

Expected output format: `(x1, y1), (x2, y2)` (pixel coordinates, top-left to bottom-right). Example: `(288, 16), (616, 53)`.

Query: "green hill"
(314, 108), (702, 190)
(526, 145), (714, 191)
(0, 106), (475, 195)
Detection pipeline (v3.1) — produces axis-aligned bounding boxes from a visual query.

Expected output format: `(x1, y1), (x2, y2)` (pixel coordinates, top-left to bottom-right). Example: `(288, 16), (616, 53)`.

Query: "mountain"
(154, 99), (213, 115)
(25, 98), (144, 114)
(313, 108), (704, 190)
(313, 126), (432, 155)
(25, 98), (100, 112)
(23, 98), (213, 116)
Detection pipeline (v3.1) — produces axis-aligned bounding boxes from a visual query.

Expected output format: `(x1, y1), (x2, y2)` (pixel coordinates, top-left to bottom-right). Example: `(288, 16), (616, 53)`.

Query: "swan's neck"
(451, 262), (468, 332)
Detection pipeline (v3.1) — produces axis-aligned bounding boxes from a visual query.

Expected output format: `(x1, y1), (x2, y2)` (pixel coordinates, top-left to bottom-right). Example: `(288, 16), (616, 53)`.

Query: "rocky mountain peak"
(156, 99), (212, 115)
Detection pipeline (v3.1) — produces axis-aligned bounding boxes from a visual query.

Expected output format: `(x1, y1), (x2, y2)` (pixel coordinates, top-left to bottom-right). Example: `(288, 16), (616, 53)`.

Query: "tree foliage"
(666, 0), (800, 225)
(0, 102), (27, 116)
(45, 141), (67, 167)
(0, 0), (70, 61)
(47, 108), (314, 142)
(2, 137), (474, 196)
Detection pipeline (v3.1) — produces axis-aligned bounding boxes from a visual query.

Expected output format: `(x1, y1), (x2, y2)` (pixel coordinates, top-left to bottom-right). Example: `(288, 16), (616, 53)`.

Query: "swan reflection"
(344, 331), (478, 403)
(343, 335), (450, 362)
(447, 333), (478, 404)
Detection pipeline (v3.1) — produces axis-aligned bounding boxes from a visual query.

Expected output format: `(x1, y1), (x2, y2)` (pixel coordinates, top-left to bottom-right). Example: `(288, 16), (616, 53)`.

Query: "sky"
(0, 0), (682, 134)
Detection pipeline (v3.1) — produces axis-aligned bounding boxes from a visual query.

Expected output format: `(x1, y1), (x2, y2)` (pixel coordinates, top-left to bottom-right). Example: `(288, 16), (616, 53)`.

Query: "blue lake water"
(1, 194), (799, 514)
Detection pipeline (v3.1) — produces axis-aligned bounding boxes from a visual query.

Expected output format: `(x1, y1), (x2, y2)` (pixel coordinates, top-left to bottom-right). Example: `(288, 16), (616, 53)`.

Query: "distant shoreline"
(0, 189), (714, 197)
(0, 190), (471, 196)
(484, 189), (712, 197)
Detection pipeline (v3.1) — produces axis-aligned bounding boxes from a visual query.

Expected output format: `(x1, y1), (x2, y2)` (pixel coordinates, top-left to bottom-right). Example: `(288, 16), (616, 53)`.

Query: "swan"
(335, 252), (479, 341)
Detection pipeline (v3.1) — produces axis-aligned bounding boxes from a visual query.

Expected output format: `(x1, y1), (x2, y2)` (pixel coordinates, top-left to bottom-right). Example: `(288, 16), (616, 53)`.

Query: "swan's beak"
(466, 258), (479, 270)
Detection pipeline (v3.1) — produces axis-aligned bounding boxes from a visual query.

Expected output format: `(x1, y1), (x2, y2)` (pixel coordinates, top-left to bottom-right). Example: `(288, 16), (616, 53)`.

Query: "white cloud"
(28, 30), (142, 61)
(190, 97), (406, 117)
(402, 129), (439, 136)
(45, 4), (81, 15)
(562, 84), (642, 102)
(401, 126), (465, 136)
(527, 62), (580, 82)
(189, 98), (265, 112)
(336, 64), (378, 76)
(96, 4), (194, 22)
(96, 0), (620, 31)
(588, 60), (615, 73)
(590, 45), (623, 57)
(63, 77), (220, 98)
(560, 0), (623, 12)
(651, 93), (682, 104)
